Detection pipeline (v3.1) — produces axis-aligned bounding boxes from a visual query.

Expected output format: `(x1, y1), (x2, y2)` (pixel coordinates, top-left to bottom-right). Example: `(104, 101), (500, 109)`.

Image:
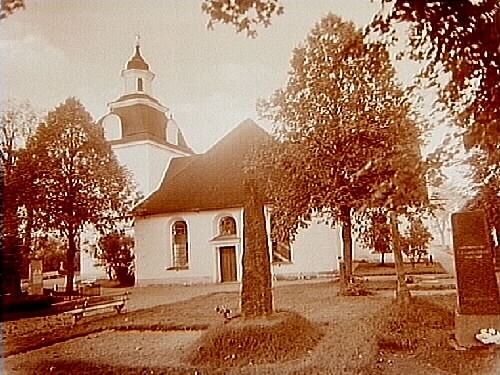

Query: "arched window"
(102, 114), (122, 141)
(137, 78), (144, 92)
(171, 221), (188, 268)
(219, 216), (236, 236)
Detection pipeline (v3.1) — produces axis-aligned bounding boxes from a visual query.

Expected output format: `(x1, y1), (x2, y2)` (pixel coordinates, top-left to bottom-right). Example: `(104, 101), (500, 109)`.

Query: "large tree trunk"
(340, 205), (353, 284)
(390, 211), (411, 307)
(241, 187), (273, 318)
(65, 225), (77, 296)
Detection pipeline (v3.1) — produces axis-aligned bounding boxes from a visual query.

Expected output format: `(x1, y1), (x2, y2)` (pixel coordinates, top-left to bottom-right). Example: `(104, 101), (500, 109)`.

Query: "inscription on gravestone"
(451, 210), (500, 315)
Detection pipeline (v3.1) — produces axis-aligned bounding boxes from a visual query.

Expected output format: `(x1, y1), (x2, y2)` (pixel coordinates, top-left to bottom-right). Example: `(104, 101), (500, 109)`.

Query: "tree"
(202, 0), (499, 259)
(97, 231), (135, 286)
(19, 98), (138, 295)
(371, 0), (500, 249)
(0, 0), (24, 20)
(201, 0), (284, 37)
(32, 234), (66, 273)
(356, 210), (392, 265)
(1, 99), (39, 295)
(240, 175), (273, 317)
(465, 163), (500, 263)
(258, 15), (428, 300)
(400, 215), (433, 267)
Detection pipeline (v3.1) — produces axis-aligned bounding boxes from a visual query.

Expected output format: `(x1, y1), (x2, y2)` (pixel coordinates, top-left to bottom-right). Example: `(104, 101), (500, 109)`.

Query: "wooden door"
(219, 246), (237, 282)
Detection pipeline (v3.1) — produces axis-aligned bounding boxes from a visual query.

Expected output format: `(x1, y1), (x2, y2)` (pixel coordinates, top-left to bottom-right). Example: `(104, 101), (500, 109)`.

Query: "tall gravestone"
(451, 210), (500, 347)
(29, 259), (44, 295)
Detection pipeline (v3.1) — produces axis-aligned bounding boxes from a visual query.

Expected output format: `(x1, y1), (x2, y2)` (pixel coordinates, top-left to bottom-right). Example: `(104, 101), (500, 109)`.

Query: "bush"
(97, 231), (135, 286)
(115, 266), (135, 286)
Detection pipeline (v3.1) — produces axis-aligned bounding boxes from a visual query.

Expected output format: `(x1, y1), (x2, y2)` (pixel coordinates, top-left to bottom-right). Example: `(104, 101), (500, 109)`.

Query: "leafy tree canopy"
(201, 0), (284, 37)
(18, 97), (139, 293)
(257, 14), (428, 239)
(0, 0), (23, 20)
(1, 99), (40, 295)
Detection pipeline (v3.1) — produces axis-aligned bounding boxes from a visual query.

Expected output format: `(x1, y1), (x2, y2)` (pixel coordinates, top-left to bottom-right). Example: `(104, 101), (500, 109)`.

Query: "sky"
(1, 0), (406, 153)
(0, 0), (472, 196)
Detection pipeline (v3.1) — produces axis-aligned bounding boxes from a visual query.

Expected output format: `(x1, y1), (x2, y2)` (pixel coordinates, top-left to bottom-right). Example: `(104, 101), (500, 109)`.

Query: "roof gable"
(135, 119), (271, 215)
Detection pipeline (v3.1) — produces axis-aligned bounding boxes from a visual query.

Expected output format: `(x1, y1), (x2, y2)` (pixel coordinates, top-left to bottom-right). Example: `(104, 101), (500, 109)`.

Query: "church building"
(81, 40), (377, 284)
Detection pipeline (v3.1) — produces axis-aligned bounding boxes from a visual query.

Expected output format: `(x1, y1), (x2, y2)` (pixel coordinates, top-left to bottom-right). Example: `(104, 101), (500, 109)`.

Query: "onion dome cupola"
(120, 35), (155, 97)
(101, 37), (193, 155)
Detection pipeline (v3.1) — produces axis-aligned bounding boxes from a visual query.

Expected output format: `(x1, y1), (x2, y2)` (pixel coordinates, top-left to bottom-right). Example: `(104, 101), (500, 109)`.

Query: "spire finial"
(135, 33), (141, 48)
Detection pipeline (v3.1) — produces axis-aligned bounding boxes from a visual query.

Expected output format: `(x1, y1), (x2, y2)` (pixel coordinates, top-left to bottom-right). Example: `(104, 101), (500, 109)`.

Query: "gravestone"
(451, 210), (500, 347)
(29, 259), (44, 295)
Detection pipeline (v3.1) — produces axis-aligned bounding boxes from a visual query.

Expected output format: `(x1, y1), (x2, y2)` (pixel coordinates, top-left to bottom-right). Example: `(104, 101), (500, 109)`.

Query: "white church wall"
(135, 207), (347, 284)
(112, 142), (182, 197)
(135, 208), (244, 285)
(272, 221), (341, 279)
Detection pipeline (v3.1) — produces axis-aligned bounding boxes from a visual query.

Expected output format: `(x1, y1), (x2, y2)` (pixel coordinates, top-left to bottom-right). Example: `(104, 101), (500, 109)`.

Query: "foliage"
(0, 0), (23, 20)
(257, 14), (429, 285)
(1, 99), (40, 295)
(356, 210), (392, 264)
(372, 0), (499, 154)
(465, 151), (500, 256)
(201, 0), (284, 37)
(18, 98), (138, 294)
(32, 235), (67, 273)
(371, 0), (500, 242)
(97, 231), (135, 286)
(400, 216), (433, 265)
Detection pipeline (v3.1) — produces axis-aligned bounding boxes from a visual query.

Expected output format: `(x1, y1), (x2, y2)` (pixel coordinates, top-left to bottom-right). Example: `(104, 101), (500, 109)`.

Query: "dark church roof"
(135, 119), (271, 216)
(112, 93), (162, 105)
(127, 45), (149, 71)
(104, 103), (193, 154)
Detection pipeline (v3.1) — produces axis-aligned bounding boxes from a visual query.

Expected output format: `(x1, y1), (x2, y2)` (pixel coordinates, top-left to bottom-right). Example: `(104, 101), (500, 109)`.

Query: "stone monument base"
(455, 311), (500, 348)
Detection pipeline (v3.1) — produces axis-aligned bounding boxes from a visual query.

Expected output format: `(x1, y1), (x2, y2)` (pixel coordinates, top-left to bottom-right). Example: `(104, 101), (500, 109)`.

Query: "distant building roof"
(135, 119), (271, 216)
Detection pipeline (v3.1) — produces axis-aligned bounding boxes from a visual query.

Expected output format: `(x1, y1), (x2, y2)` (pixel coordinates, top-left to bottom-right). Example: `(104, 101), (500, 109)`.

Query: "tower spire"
(126, 34), (149, 71)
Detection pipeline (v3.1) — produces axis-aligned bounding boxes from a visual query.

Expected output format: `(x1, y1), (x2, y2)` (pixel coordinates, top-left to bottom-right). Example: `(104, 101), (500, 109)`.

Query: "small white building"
(133, 120), (342, 285)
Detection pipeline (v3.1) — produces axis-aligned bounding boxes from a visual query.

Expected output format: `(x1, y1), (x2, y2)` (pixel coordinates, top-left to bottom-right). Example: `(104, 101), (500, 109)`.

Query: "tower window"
(137, 78), (144, 92)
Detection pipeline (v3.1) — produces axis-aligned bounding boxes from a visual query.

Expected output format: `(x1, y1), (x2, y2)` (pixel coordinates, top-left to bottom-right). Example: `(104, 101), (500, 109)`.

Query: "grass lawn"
(353, 261), (448, 276)
(3, 282), (499, 374)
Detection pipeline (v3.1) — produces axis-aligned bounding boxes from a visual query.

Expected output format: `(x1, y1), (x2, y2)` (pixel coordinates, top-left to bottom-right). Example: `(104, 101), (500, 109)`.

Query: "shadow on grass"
(12, 359), (198, 375)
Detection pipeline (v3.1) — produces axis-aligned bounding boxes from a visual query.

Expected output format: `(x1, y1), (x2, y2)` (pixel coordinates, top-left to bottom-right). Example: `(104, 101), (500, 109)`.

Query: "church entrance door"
(219, 246), (237, 282)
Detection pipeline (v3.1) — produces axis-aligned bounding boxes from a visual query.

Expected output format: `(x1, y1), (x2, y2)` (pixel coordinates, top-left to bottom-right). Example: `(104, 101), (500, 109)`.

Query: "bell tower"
(100, 38), (193, 197)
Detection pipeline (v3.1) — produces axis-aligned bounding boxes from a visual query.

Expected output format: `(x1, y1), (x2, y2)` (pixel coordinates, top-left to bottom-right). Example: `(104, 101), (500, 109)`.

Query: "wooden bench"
(65, 293), (129, 325)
